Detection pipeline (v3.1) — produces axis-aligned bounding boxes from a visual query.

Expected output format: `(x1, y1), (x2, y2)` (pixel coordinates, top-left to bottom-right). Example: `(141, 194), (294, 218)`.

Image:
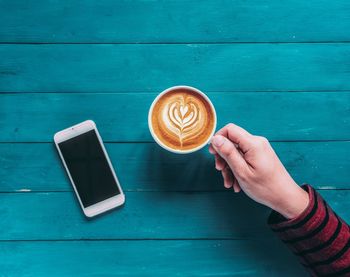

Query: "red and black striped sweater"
(268, 185), (350, 276)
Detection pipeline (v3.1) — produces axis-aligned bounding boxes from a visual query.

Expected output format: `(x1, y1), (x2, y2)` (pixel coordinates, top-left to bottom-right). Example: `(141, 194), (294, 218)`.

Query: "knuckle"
(259, 136), (269, 145)
(221, 146), (232, 157)
(228, 148), (237, 160)
(226, 123), (235, 130)
(254, 136), (269, 147)
(227, 151), (237, 162)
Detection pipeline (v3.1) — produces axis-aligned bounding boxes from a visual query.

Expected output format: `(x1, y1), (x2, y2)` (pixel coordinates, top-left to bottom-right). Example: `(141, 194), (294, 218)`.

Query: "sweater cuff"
(268, 184), (314, 227)
(267, 185), (350, 276)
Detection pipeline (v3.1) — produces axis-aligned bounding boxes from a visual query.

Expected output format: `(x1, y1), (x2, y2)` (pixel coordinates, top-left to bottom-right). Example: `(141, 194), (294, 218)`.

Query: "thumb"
(211, 135), (247, 175)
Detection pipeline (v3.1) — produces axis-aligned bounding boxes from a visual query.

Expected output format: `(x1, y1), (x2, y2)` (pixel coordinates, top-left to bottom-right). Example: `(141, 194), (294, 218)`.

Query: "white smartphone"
(54, 120), (125, 218)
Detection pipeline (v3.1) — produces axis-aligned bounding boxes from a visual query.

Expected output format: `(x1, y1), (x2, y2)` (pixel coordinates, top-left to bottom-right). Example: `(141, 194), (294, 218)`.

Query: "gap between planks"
(0, 140), (350, 144)
(0, 189), (348, 194)
(0, 238), (256, 242)
(1, 90), (350, 94)
(1, 41), (350, 45)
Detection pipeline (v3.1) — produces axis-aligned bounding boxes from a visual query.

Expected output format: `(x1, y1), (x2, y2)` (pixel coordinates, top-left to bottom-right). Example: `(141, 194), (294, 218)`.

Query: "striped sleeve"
(268, 185), (350, 276)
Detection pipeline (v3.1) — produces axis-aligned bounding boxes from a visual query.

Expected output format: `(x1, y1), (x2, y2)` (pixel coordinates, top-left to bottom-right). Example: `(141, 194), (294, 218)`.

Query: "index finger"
(215, 123), (253, 153)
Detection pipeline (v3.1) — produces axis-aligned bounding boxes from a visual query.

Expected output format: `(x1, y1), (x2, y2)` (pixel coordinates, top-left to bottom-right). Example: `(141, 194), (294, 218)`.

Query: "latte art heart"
(151, 88), (215, 151)
(166, 99), (200, 146)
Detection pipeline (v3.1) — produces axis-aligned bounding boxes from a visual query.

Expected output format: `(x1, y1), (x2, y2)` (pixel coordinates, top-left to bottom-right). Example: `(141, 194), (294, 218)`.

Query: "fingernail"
(212, 135), (225, 147)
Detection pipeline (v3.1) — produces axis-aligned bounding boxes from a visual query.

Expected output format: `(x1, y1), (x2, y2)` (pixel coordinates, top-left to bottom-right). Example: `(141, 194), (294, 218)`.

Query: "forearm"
(268, 185), (350, 276)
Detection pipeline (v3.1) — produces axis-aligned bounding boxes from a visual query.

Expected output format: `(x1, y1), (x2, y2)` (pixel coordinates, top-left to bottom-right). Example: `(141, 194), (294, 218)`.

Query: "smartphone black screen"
(58, 129), (121, 207)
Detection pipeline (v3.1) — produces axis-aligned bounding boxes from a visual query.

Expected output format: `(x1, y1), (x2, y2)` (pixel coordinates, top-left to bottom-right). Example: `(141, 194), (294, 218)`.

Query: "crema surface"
(151, 89), (215, 151)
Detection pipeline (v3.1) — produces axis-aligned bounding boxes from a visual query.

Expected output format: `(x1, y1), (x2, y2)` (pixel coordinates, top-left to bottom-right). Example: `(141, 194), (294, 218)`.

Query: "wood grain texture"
(0, 44), (350, 92)
(0, 0), (349, 43)
(1, 92), (350, 142)
(0, 142), (349, 192)
(0, 190), (348, 240)
(0, 240), (307, 276)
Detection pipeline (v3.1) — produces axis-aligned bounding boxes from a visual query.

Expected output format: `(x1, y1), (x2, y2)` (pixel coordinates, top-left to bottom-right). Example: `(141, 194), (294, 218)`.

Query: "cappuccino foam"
(151, 88), (215, 151)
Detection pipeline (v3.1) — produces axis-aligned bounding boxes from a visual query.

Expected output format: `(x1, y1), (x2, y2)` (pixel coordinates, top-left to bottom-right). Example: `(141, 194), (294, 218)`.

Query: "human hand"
(209, 123), (309, 219)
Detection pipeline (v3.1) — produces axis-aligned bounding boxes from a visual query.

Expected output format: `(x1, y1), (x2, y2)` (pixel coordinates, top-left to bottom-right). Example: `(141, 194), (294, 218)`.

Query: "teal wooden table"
(1, 1), (350, 276)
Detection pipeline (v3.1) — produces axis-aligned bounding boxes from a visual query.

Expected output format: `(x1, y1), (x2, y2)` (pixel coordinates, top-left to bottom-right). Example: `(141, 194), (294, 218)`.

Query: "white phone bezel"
(54, 120), (125, 218)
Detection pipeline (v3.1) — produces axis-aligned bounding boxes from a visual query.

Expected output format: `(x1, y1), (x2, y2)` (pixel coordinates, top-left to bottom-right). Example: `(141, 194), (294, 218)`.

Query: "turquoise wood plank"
(0, 44), (349, 92)
(0, 240), (307, 276)
(0, 191), (272, 240)
(0, 142), (349, 192)
(0, 190), (348, 240)
(1, 92), (349, 142)
(0, 0), (349, 43)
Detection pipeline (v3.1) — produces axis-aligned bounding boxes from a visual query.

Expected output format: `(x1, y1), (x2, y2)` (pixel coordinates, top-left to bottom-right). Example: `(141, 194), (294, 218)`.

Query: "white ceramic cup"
(148, 85), (217, 154)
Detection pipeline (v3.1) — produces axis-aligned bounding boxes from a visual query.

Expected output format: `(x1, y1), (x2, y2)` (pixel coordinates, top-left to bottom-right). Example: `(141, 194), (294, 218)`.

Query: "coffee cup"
(148, 85), (217, 154)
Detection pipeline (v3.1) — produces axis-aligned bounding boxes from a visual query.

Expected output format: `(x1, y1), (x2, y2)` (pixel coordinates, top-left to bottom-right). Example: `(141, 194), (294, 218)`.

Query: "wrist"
(272, 183), (310, 219)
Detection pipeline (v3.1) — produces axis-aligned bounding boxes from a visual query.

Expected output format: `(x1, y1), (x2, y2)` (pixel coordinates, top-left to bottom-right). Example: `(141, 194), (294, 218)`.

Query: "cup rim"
(148, 85), (217, 154)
